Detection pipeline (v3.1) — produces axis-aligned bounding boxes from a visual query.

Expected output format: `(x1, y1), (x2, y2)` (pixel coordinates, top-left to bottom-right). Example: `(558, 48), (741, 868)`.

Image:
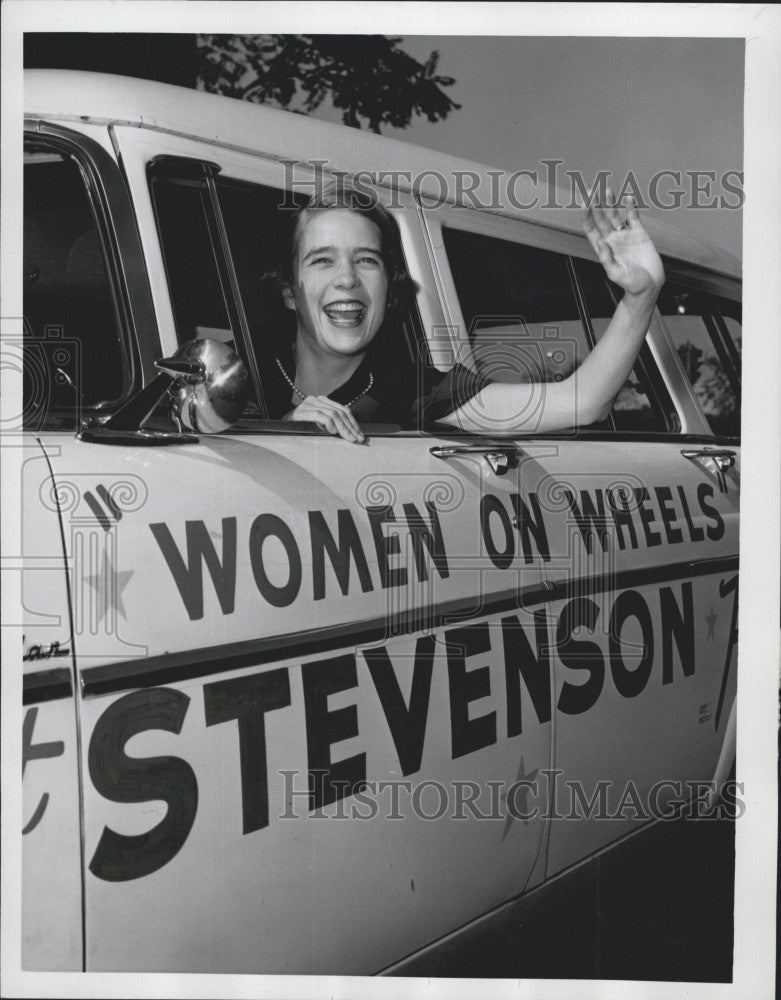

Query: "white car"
(20, 70), (740, 975)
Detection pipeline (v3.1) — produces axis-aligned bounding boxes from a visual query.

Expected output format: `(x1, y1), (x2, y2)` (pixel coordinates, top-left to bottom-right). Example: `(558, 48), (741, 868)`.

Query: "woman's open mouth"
(323, 300), (367, 328)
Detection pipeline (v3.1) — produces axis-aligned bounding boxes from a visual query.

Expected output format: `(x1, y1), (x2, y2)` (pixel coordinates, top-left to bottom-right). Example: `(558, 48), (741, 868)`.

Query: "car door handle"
(430, 443), (520, 475)
(681, 448), (737, 493)
(680, 448), (736, 470)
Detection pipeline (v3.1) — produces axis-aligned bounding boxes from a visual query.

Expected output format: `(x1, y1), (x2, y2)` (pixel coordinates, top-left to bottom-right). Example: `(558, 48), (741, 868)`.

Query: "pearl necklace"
(275, 357), (374, 408)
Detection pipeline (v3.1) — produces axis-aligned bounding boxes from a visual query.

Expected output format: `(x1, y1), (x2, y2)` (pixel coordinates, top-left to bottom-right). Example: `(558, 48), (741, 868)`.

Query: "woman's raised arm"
(441, 190), (665, 434)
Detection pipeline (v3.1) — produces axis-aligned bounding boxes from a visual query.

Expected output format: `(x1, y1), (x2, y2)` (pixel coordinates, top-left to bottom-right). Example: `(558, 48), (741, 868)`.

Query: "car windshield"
(24, 144), (129, 429)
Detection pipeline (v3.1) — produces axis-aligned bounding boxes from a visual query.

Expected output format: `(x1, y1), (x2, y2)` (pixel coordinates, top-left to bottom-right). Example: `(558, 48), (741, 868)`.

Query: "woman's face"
(284, 209), (388, 360)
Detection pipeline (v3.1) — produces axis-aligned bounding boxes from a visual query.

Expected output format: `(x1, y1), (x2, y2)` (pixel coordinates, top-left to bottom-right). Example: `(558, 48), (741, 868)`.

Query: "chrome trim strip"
(23, 667), (73, 705)
(80, 554), (738, 698)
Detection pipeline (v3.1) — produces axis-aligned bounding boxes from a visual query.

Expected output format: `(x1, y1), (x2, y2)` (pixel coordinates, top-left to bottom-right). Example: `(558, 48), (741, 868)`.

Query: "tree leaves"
(196, 34), (460, 133)
(677, 339), (739, 416)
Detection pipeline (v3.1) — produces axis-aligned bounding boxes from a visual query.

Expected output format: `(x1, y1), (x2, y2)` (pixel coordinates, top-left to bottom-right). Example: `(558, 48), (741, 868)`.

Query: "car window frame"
(145, 152), (451, 436)
(24, 122), (162, 415)
(112, 117), (741, 445)
(421, 202), (740, 442)
(656, 257), (742, 443)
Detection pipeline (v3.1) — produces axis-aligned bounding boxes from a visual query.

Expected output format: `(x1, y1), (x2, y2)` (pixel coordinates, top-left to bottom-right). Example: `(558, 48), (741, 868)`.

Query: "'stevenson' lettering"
(88, 688), (197, 882)
(446, 622), (496, 759)
(83, 578), (709, 880)
(302, 654), (367, 808)
(204, 668), (292, 834)
(364, 636), (436, 777)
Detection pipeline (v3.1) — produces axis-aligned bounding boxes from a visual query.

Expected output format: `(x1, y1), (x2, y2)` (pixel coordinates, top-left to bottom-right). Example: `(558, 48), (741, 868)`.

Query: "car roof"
(25, 70), (741, 281)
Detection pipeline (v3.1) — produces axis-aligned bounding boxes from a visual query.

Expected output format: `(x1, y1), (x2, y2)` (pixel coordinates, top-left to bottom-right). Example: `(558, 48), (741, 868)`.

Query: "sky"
(21, 32), (745, 260)
(310, 36), (744, 261)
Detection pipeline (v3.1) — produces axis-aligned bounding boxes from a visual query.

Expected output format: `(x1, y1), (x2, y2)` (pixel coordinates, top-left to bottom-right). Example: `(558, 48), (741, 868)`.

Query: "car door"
(423, 205), (740, 876)
(21, 125), (158, 972)
(32, 123), (555, 974)
(20, 440), (83, 971)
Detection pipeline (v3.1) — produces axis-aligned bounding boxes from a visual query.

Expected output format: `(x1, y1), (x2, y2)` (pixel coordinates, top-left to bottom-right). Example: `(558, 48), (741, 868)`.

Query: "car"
(20, 69), (741, 975)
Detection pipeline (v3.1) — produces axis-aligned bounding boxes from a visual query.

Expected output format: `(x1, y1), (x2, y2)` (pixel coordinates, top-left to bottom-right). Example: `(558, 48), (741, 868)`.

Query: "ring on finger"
(616, 219), (630, 230)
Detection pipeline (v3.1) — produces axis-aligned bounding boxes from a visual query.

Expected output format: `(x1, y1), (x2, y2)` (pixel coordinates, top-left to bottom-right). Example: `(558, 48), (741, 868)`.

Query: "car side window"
(442, 226), (590, 386)
(657, 275), (741, 438)
(148, 167), (234, 346)
(23, 142), (128, 427)
(573, 258), (672, 433)
(441, 226), (671, 433)
(149, 163), (273, 412)
(213, 177), (306, 414)
(150, 167), (425, 423)
(215, 177), (421, 394)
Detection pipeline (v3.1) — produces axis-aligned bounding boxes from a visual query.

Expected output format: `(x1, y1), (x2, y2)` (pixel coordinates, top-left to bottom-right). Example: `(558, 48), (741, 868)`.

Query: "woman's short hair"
(276, 177), (415, 316)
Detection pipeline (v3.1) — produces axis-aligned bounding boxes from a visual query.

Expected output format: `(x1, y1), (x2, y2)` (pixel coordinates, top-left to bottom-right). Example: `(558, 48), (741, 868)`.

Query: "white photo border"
(2, 3), (779, 998)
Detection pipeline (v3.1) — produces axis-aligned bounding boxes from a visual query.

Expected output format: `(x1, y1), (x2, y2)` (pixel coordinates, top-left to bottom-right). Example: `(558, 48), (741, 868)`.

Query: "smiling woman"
(284, 211), (389, 362)
(262, 181), (492, 441)
(269, 179), (665, 442)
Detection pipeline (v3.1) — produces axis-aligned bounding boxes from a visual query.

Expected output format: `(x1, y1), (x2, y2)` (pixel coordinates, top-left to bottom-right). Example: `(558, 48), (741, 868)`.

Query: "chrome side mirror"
(162, 338), (250, 433)
(80, 338), (250, 445)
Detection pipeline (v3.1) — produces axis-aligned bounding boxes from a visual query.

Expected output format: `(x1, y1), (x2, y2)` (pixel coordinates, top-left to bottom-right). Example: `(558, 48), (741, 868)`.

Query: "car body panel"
(41, 430), (551, 973)
(21, 442), (83, 971)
